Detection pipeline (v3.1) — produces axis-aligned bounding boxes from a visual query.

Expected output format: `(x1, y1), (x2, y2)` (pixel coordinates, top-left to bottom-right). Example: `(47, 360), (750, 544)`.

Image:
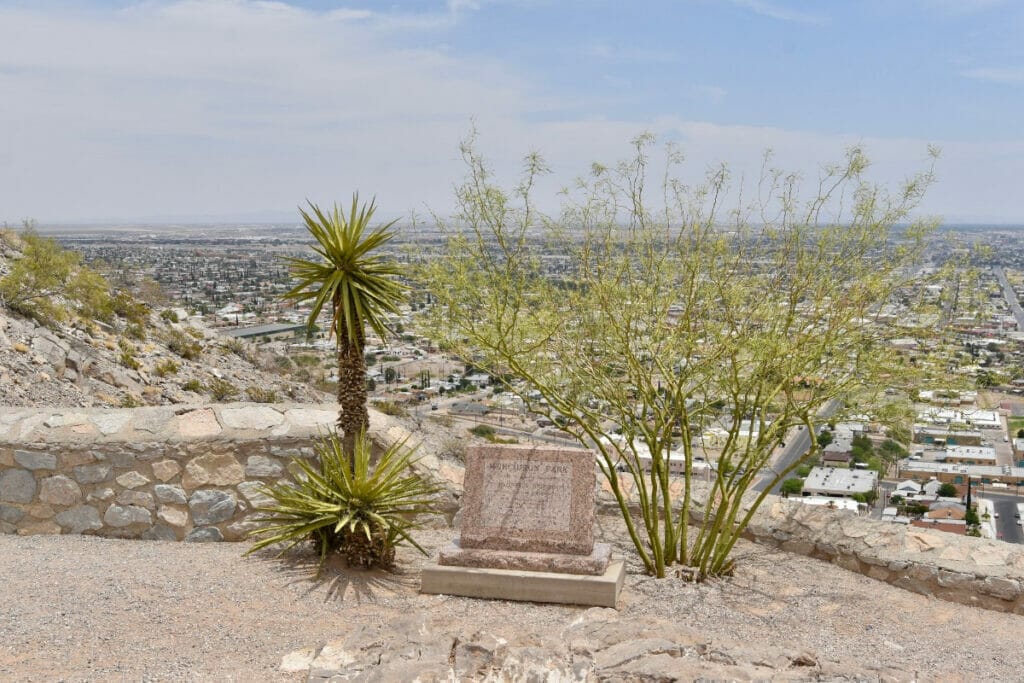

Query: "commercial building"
(801, 466), (878, 499)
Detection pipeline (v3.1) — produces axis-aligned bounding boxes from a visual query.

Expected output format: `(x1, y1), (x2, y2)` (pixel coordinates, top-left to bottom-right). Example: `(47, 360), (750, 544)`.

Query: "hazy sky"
(3, 0), (1024, 224)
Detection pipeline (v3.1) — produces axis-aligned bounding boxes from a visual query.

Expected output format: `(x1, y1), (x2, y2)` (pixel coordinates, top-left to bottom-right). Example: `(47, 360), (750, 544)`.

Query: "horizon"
(3, 1), (1024, 224)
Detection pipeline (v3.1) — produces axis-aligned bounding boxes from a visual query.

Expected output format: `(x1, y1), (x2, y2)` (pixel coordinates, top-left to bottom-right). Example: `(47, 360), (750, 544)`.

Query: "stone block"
(115, 471), (150, 489)
(174, 408), (223, 439)
(183, 453), (245, 489)
(14, 450), (57, 470)
(87, 488), (115, 503)
(0, 504), (25, 523)
(421, 559), (625, 608)
(157, 506), (189, 528)
(60, 450), (97, 469)
(116, 490), (155, 509)
(154, 484), (187, 505)
(55, 505), (103, 533)
(38, 475), (83, 507)
(151, 459), (181, 482)
(0, 448), (15, 467)
(460, 445), (595, 555)
(220, 406), (284, 430)
(141, 525), (178, 542)
(245, 455), (283, 478)
(185, 526), (224, 542)
(104, 504), (153, 527)
(0, 469), (36, 503)
(237, 481), (274, 508)
(73, 464), (112, 485)
(189, 489), (237, 526)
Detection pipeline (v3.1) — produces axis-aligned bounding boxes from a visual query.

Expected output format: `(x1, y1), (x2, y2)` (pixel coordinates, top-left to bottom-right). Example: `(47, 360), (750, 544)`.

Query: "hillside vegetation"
(0, 225), (327, 408)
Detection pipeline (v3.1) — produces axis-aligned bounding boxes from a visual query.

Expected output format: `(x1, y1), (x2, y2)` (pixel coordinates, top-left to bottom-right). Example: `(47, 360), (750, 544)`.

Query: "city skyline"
(3, 0), (1024, 224)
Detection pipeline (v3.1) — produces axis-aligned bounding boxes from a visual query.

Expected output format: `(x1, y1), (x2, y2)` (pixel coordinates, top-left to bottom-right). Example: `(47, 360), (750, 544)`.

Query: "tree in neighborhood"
(282, 196), (406, 454)
(425, 132), (937, 580)
(937, 482), (958, 498)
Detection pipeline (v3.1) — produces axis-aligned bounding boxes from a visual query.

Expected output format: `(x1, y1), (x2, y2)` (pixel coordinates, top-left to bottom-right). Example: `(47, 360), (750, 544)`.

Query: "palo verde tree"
(282, 196), (406, 454)
(424, 132), (940, 580)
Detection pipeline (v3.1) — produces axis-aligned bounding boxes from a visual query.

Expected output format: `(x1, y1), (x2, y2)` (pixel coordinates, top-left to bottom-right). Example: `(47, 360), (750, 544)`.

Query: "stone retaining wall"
(746, 499), (1024, 614)
(0, 403), (456, 542)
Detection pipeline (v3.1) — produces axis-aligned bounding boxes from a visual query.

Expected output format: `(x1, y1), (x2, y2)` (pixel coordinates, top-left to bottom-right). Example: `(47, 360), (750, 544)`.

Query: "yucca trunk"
(336, 325), (369, 457)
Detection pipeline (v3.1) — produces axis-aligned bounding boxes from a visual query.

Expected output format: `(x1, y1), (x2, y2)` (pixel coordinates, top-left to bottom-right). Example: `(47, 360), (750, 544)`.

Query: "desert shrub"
(209, 378), (239, 402)
(182, 378), (204, 393)
(246, 386), (278, 403)
(273, 355), (293, 371)
(125, 323), (146, 341)
(246, 432), (441, 572)
(111, 291), (150, 325)
(293, 354), (321, 367)
(373, 400), (408, 417)
(185, 326), (205, 339)
(119, 393), (143, 408)
(223, 337), (247, 356)
(160, 309), (180, 324)
(164, 329), (202, 360)
(153, 359), (180, 377)
(469, 424), (495, 438)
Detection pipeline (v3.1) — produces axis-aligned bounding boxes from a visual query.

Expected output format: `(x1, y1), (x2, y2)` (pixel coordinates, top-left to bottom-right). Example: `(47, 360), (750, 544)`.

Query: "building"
(941, 445), (997, 466)
(899, 460), (1024, 486)
(801, 466), (878, 499)
(912, 424), (982, 447)
(223, 322), (306, 341)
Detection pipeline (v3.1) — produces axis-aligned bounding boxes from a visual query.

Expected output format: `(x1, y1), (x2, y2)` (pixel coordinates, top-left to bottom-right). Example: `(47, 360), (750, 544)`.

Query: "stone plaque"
(460, 445), (595, 555)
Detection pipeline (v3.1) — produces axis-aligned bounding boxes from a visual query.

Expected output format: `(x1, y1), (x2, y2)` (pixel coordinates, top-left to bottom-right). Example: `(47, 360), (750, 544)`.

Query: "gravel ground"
(2, 522), (1024, 682)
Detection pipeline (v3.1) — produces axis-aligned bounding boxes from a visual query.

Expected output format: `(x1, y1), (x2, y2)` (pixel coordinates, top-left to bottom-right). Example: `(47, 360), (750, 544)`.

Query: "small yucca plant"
(246, 431), (441, 572)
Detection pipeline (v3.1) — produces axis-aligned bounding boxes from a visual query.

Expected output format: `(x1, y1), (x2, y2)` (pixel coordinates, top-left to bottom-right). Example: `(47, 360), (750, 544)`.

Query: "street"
(753, 398), (842, 493)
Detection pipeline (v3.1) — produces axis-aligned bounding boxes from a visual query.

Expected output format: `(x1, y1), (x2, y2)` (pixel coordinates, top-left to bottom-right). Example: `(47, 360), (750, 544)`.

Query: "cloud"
(727, 0), (826, 25)
(0, 1), (1020, 223)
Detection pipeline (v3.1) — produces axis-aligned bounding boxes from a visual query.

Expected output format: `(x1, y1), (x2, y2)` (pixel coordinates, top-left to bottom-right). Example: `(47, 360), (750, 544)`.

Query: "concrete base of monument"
(420, 558), (626, 608)
(438, 541), (613, 575)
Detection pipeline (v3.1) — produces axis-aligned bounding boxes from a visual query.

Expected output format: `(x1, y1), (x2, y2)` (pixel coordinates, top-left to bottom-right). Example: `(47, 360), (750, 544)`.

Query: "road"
(993, 266), (1024, 332)
(753, 398), (842, 493)
(985, 491), (1024, 544)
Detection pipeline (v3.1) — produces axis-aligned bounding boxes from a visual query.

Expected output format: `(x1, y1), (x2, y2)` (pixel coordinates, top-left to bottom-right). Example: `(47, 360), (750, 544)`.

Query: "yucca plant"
(246, 431), (441, 572)
(281, 196), (407, 457)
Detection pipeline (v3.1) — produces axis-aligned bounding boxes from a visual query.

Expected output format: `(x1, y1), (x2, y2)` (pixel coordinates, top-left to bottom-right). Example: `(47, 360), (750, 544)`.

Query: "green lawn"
(1007, 417), (1024, 438)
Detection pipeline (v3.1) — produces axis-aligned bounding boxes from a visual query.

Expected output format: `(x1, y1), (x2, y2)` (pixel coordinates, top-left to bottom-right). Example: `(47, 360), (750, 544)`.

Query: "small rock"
(39, 475), (83, 507)
(115, 471), (150, 489)
(140, 525), (178, 542)
(14, 450), (57, 470)
(185, 526), (224, 543)
(116, 490), (156, 509)
(245, 455), (283, 478)
(157, 506), (189, 528)
(0, 469), (36, 504)
(103, 504), (152, 527)
(151, 459), (181, 482)
(55, 505), (103, 533)
(73, 463), (112, 484)
(154, 484), (187, 505)
(189, 489), (237, 526)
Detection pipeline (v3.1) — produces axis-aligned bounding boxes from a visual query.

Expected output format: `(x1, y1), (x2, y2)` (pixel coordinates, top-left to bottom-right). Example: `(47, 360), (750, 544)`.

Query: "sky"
(2, 0), (1024, 224)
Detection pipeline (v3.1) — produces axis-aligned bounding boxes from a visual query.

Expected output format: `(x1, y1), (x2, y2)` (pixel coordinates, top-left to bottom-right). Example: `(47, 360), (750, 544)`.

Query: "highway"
(752, 398), (842, 493)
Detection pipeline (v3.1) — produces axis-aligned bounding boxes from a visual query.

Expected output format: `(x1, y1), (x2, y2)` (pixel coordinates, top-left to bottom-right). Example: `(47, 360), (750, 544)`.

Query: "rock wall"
(746, 499), (1024, 614)
(0, 403), (457, 542)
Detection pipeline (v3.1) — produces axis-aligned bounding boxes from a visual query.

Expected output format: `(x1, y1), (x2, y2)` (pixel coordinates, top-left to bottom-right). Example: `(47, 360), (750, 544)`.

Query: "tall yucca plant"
(282, 195), (406, 455)
(247, 431), (441, 571)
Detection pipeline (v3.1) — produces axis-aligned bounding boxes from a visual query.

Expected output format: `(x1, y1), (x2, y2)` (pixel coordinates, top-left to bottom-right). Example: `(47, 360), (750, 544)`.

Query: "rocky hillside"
(0, 230), (328, 408)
